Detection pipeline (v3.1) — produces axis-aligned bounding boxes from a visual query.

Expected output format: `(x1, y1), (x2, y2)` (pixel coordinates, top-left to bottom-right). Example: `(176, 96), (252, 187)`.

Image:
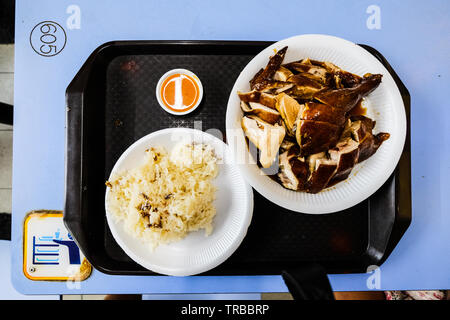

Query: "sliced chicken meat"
(284, 74), (324, 100)
(259, 80), (295, 94)
(273, 66), (294, 82)
(314, 74), (382, 111)
(280, 139), (297, 153)
(349, 116), (390, 162)
(249, 68), (264, 89)
(250, 46), (288, 91)
(240, 101), (280, 124)
(305, 152), (337, 194)
(275, 93), (302, 136)
(278, 143), (309, 191)
(328, 137), (360, 183)
(297, 102), (347, 126)
(241, 115), (286, 168)
(310, 60), (362, 88)
(283, 61), (330, 85)
(295, 119), (342, 156)
(238, 90), (277, 109)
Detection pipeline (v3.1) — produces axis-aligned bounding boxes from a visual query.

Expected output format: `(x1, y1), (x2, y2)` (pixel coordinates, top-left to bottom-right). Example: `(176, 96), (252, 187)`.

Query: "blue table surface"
(11, 0), (450, 294)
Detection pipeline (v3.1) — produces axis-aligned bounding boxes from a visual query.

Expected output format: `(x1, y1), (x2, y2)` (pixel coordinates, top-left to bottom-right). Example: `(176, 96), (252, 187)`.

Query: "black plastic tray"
(64, 40), (411, 275)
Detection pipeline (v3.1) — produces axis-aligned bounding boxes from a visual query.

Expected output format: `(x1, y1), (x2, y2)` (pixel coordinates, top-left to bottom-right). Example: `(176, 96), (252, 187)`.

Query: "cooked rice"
(106, 143), (218, 249)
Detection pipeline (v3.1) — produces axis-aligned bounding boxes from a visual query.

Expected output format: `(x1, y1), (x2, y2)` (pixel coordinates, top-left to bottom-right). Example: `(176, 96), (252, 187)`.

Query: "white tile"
(81, 294), (107, 300)
(62, 295), (82, 300)
(0, 189), (11, 213)
(0, 131), (12, 188)
(0, 73), (14, 105)
(0, 124), (12, 130)
(0, 45), (14, 73)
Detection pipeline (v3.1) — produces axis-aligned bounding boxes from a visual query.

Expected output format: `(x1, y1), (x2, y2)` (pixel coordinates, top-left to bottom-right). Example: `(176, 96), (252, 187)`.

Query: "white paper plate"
(105, 128), (253, 276)
(225, 34), (406, 214)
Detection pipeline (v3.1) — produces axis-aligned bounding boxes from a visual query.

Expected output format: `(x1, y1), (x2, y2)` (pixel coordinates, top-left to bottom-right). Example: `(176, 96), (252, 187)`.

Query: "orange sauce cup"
(156, 69), (203, 115)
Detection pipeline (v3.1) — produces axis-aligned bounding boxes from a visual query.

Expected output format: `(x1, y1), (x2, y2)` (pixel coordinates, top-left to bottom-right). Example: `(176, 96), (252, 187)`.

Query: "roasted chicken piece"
(259, 81), (294, 94)
(314, 74), (382, 111)
(275, 93), (302, 136)
(305, 152), (337, 194)
(249, 68), (263, 89)
(298, 102), (347, 126)
(293, 102), (348, 155)
(283, 61), (330, 85)
(274, 66), (294, 82)
(278, 143), (309, 191)
(284, 74), (324, 100)
(328, 137), (360, 183)
(280, 139), (297, 153)
(349, 116), (390, 162)
(291, 74), (382, 155)
(250, 46), (288, 91)
(240, 101), (280, 124)
(310, 60), (362, 88)
(241, 115), (286, 168)
(238, 90), (277, 109)
(295, 119), (342, 156)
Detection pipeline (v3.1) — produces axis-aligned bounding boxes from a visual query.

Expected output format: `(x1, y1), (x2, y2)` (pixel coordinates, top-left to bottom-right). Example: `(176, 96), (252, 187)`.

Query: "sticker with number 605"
(30, 21), (67, 57)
